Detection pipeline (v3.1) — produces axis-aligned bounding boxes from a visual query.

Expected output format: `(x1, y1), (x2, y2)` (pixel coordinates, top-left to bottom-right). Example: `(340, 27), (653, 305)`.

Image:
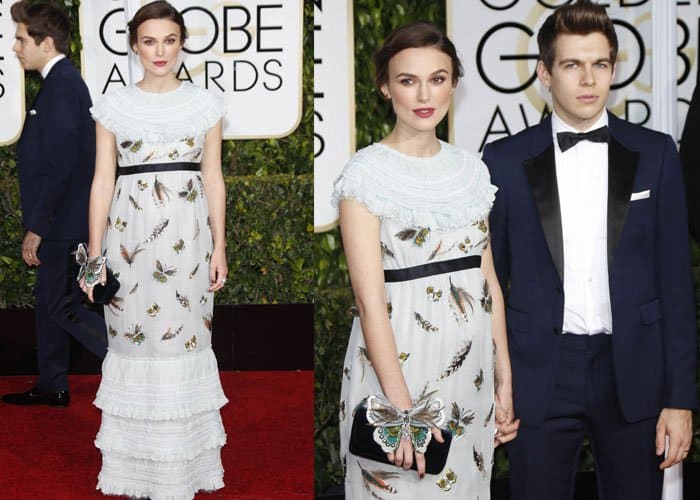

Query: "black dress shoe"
(1, 387), (70, 407)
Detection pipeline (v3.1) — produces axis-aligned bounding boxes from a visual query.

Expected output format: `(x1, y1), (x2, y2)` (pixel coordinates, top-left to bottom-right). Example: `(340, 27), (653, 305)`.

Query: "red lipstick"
(413, 108), (435, 118)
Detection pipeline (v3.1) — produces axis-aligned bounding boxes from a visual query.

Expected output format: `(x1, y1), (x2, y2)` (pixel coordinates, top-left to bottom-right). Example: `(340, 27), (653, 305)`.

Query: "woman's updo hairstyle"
(374, 21), (463, 92)
(128, 0), (188, 48)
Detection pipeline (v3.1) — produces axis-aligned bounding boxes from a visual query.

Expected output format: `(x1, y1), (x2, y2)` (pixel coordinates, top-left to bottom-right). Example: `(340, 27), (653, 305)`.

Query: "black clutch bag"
(349, 405), (452, 475)
(92, 267), (120, 305)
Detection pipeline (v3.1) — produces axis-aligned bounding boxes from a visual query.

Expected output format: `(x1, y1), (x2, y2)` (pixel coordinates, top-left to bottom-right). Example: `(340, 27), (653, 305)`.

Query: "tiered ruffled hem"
(97, 448), (224, 500)
(95, 348), (228, 499)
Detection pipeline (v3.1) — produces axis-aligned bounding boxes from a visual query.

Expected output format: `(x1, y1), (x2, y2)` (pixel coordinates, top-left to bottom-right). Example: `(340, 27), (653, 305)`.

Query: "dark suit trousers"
(35, 240), (107, 391)
(508, 334), (663, 500)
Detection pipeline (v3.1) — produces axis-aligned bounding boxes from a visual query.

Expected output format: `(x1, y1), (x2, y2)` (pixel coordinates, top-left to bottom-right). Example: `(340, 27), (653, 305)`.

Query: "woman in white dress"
(334, 22), (519, 498)
(81, 2), (228, 498)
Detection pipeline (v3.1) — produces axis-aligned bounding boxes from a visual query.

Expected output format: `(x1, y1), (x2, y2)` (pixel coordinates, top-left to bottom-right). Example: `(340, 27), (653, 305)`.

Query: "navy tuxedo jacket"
(17, 57), (95, 241)
(483, 112), (698, 425)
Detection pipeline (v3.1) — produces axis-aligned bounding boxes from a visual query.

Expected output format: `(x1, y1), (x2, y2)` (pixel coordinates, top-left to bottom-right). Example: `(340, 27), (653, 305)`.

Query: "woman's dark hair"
(538, 0), (618, 72)
(374, 21), (463, 92)
(128, 0), (188, 48)
(10, 1), (70, 55)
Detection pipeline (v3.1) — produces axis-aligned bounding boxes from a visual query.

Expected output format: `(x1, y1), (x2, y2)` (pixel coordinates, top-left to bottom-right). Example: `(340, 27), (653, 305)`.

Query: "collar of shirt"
(551, 109), (609, 153)
(40, 54), (66, 79)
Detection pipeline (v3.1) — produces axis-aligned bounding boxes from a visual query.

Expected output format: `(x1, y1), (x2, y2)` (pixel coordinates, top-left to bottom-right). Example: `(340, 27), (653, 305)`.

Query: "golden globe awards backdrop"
(0, 0), (24, 145)
(313, 0), (355, 231)
(80, 0), (303, 139)
(449, 0), (699, 153)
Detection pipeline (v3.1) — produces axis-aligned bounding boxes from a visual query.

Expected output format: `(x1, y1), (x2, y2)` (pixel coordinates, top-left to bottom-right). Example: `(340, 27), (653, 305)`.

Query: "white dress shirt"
(552, 110), (612, 335)
(40, 54), (66, 79)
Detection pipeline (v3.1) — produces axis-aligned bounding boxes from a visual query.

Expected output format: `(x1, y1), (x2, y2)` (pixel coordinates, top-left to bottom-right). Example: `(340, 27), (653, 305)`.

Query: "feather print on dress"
(447, 401), (475, 439)
(415, 311), (438, 332)
(143, 219), (169, 244)
(179, 179), (198, 202)
(124, 324), (145, 345)
(153, 260), (176, 283)
(152, 176), (172, 206)
(449, 277), (475, 322)
(161, 324), (184, 341)
(176, 290), (191, 311)
(128, 195), (143, 211)
(120, 243), (145, 267)
(435, 468), (457, 491)
(358, 461), (400, 499)
(480, 280), (492, 313)
(437, 340), (472, 381)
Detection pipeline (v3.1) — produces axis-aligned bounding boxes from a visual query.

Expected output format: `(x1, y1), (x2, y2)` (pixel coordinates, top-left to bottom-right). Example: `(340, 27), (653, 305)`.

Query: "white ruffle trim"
(91, 81), (225, 142)
(97, 448), (224, 500)
(332, 142), (497, 229)
(95, 410), (227, 462)
(94, 347), (228, 420)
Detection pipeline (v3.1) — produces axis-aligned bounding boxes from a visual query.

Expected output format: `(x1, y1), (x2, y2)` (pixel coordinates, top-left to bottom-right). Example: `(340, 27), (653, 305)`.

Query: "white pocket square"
(630, 189), (650, 201)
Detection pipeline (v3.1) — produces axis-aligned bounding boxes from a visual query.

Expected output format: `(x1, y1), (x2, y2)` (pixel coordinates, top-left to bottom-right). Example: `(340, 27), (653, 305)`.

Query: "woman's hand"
(494, 382), (520, 447)
(79, 266), (106, 303)
(207, 246), (228, 292)
(387, 427), (444, 479)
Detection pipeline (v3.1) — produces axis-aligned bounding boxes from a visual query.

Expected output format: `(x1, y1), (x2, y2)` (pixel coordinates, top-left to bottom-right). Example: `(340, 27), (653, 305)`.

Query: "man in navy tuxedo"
(482, 1), (697, 498)
(2, 1), (106, 408)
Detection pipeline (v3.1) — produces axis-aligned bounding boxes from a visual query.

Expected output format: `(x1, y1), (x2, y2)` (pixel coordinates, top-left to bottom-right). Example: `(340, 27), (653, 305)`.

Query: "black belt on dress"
(118, 161), (200, 176)
(384, 255), (482, 283)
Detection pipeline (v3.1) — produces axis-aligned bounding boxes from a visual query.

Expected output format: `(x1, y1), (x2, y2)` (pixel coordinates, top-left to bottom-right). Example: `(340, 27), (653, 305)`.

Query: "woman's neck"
(380, 128), (441, 157)
(136, 73), (181, 93)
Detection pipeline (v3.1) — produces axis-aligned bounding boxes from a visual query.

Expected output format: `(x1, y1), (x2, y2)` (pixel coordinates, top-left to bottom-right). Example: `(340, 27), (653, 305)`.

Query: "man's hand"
(21, 231), (42, 266)
(656, 408), (693, 469)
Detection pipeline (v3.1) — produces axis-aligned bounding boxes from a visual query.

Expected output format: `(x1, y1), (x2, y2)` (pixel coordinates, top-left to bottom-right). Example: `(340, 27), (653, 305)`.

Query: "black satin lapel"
(607, 137), (639, 267)
(524, 145), (564, 282)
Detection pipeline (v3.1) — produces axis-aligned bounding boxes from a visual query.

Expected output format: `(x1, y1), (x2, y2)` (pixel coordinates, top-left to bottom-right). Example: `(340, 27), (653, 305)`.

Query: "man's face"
(13, 23), (45, 72)
(537, 32), (615, 131)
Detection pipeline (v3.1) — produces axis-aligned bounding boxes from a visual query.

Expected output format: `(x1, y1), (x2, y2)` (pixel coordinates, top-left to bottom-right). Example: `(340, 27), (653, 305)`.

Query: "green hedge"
(313, 0), (700, 494)
(222, 173), (313, 304)
(0, 1), (313, 306)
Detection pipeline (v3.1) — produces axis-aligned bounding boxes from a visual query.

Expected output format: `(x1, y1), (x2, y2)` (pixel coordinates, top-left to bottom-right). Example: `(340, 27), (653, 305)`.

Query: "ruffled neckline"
(90, 82), (224, 142)
(332, 141), (497, 229)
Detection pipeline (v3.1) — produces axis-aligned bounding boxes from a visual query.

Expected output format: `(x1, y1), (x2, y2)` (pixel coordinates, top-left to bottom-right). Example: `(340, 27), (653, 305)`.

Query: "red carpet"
(0, 371), (313, 499)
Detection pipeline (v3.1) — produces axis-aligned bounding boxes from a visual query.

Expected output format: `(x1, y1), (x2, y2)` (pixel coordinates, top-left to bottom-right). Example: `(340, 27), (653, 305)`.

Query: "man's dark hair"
(374, 21), (464, 92)
(537, 0), (618, 72)
(10, 1), (70, 55)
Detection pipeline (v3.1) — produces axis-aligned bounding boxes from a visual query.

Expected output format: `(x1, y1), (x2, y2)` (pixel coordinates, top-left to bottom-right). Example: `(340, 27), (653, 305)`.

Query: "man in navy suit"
(2, 1), (106, 408)
(482, 2), (697, 498)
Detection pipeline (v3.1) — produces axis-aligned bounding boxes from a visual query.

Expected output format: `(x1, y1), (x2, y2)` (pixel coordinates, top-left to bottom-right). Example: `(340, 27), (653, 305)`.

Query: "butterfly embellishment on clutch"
(366, 390), (445, 454)
(74, 243), (105, 286)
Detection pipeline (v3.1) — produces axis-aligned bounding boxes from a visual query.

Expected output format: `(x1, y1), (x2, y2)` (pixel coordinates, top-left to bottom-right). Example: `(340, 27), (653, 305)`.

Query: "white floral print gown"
(90, 82), (228, 500)
(333, 142), (497, 499)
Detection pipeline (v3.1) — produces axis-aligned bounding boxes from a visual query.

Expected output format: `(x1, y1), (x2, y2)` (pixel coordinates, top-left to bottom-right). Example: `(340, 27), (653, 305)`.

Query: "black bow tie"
(556, 126), (609, 152)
